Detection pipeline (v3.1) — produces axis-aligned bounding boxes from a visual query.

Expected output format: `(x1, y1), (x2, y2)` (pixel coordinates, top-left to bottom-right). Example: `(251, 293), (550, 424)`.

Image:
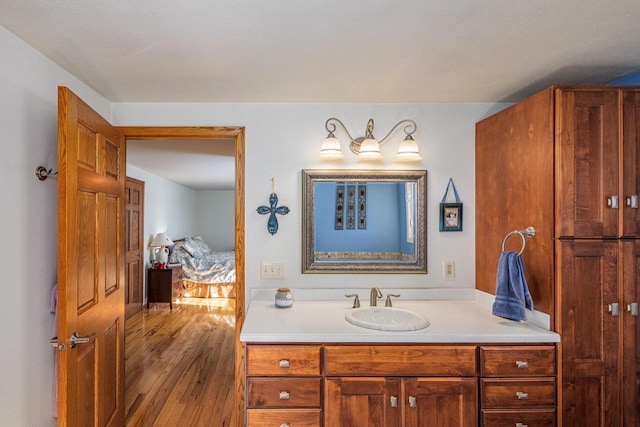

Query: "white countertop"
(240, 289), (560, 344)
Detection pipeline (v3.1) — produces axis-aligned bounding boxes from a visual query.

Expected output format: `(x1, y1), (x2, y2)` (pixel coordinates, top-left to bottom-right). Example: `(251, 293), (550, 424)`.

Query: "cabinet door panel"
(558, 240), (620, 426)
(325, 378), (401, 427)
(622, 240), (640, 426)
(622, 90), (640, 237)
(404, 378), (477, 427)
(556, 88), (620, 238)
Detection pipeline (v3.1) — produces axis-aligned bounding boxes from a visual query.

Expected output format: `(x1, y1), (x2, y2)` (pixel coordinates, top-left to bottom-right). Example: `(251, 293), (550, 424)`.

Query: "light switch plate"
(261, 262), (285, 279)
(444, 260), (455, 279)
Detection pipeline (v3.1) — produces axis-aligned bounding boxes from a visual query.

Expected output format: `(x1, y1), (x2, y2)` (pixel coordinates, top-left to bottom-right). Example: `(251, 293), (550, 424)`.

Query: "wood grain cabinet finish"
(476, 85), (640, 426)
(146, 266), (182, 309)
(246, 343), (556, 427)
(246, 345), (322, 427)
(324, 345), (479, 427)
(325, 377), (402, 427)
(480, 346), (556, 426)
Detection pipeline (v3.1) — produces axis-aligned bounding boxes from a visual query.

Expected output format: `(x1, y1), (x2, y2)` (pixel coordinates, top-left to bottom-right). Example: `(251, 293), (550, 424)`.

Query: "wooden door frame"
(119, 126), (246, 426)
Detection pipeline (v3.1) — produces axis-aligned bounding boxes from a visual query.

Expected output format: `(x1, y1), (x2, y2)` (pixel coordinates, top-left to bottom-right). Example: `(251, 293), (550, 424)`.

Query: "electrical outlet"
(444, 260), (455, 279)
(261, 262), (285, 279)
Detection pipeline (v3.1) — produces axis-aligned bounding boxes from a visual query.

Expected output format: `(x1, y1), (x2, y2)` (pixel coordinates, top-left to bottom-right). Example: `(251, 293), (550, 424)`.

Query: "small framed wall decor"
(439, 178), (463, 232)
(440, 203), (463, 231)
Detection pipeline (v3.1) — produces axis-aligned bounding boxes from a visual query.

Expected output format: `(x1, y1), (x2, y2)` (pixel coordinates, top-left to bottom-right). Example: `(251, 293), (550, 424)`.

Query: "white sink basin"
(345, 307), (430, 331)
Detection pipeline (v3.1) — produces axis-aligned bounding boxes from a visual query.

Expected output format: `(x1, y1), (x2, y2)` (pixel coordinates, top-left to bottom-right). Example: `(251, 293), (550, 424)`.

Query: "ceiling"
(126, 139), (236, 191)
(2, 1), (640, 104)
(4, 1), (640, 189)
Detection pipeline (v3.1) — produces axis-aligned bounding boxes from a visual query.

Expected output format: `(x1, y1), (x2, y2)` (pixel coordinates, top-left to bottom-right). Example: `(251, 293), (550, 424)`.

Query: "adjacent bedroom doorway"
(120, 126), (246, 426)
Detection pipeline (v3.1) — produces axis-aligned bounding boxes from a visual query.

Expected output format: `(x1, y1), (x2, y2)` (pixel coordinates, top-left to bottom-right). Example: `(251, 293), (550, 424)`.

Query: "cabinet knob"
(390, 396), (398, 408)
(515, 360), (528, 369)
(279, 424), (289, 427)
(609, 303), (620, 317)
(627, 302), (638, 316)
(279, 391), (290, 400)
(409, 396), (417, 408)
(515, 423), (529, 427)
(279, 359), (290, 368)
(607, 195), (619, 209)
(516, 391), (529, 400)
(627, 195), (639, 209)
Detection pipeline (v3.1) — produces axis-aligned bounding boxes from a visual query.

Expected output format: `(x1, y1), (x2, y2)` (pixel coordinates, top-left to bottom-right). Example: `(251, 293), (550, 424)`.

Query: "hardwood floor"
(125, 298), (236, 426)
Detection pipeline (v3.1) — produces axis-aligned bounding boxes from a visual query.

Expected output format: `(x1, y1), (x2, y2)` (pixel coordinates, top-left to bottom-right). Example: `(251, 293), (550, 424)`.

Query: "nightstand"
(147, 266), (182, 309)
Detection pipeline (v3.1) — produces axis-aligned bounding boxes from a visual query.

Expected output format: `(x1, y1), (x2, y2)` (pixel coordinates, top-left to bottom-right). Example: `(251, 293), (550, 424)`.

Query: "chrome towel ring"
(502, 226), (536, 255)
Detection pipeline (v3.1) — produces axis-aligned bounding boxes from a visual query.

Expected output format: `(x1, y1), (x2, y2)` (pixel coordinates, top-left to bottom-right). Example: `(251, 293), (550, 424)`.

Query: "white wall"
(196, 191), (235, 251)
(0, 19), (511, 426)
(126, 164), (199, 270)
(0, 25), (111, 426)
(113, 102), (510, 295)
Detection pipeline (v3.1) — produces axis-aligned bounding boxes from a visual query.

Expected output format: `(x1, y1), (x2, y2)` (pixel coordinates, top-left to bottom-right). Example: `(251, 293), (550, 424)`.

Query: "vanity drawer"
(481, 409), (556, 426)
(480, 345), (555, 377)
(325, 345), (477, 376)
(481, 378), (556, 409)
(247, 345), (321, 376)
(246, 408), (321, 426)
(247, 378), (321, 408)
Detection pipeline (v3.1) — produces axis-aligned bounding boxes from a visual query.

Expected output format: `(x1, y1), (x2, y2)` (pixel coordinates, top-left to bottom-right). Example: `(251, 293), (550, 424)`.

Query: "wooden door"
(125, 177), (144, 319)
(57, 86), (126, 426)
(558, 240), (620, 426)
(325, 378), (401, 427)
(404, 378), (477, 427)
(621, 239), (640, 426)
(622, 89), (640, 238)
(555, 88), (620, 238)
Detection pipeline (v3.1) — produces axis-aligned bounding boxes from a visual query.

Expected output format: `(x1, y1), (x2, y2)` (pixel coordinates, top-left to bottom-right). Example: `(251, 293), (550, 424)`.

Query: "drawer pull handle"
(279, 359), (290, 368)
(515, 424), (528, 427)
(409, 396), (417, 408)
(390, 396), (398, 408)
(609, 303), (620, 317)
(280, 424), (289, 427)
(515, 360), (528, 369)
(516, 391), (529, 400)
(279, 391), (290, 400)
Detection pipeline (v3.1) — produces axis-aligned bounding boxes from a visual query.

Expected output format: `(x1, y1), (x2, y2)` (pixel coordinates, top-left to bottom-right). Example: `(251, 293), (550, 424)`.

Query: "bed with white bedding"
(169, 236), (236, 298)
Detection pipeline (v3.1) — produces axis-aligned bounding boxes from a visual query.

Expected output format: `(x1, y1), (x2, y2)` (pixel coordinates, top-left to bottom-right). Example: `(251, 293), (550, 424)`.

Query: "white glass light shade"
(319, 135), (344, 159)
(150, 232), (173, 247)
(395, 136), (422, 161)
(357, 137), (382, 160)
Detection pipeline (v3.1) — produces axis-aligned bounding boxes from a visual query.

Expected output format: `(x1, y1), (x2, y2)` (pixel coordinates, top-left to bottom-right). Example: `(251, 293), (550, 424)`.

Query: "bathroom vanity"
(240, 290), (560, 426)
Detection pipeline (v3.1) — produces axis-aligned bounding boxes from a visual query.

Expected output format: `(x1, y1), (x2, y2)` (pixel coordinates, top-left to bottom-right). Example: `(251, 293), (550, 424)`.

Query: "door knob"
(69, 332), (97, 348)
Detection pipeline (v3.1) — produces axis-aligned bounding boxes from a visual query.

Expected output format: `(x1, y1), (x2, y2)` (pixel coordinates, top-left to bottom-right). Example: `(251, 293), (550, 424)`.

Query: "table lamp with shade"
(150, 232), (174, 267)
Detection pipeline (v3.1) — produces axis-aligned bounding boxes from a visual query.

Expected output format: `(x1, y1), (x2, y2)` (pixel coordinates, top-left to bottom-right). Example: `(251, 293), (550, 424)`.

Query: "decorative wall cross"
(257, 179), (290, 235)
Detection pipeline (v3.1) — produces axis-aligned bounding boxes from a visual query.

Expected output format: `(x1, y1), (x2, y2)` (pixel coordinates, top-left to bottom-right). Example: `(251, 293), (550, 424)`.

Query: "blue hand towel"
(492, 251), (534, 321)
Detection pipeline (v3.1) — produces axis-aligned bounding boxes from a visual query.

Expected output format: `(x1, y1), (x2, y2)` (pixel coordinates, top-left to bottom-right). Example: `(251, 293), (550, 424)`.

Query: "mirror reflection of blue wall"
(314, 182), (415, 256)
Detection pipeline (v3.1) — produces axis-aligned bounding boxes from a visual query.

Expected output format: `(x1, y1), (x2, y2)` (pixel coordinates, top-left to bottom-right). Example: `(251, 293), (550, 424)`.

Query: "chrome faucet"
(370, 287), (382, 306)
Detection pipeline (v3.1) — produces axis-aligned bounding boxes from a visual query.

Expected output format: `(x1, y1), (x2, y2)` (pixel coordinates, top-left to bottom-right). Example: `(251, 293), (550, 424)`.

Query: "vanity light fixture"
(320, 118), (422, 161)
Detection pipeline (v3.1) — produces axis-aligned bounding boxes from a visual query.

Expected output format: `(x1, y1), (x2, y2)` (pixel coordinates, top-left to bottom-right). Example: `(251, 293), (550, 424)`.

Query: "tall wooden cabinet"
(476, 86), (640, 426)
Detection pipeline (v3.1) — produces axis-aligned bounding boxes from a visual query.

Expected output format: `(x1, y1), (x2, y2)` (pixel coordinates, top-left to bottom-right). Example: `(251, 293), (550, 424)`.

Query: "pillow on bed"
(183, 237), (212, 258)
